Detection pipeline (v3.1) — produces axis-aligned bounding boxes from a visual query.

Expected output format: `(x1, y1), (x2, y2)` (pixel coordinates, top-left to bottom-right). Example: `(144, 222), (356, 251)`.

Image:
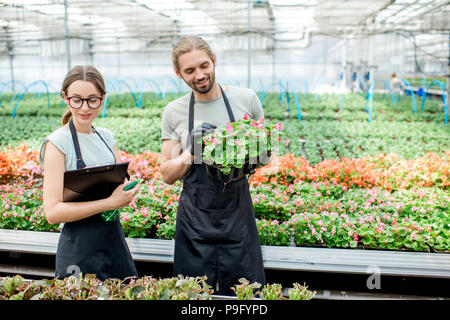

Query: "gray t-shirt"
(161, 86), (264, 150)
(39, 126), (116, 171)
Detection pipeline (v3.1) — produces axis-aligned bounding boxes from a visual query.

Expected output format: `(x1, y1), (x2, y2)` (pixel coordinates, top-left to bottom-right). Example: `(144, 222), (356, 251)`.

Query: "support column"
(4, 26), (15, 91)
(247, 0), (252, 89)
(447, 32), (449, 107)
(64, 0), (71, 72)
(341, 37), (348, 89)
(8, 52), (14, 92)
(272, 43), (276, 83)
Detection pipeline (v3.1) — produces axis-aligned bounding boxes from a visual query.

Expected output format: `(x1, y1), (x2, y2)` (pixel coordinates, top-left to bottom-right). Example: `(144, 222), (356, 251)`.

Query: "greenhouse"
(0, 0), (449, 303)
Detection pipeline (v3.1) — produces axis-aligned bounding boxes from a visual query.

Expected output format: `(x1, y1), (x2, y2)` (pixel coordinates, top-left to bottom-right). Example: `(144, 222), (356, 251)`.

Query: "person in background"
(351, 71), (359, 93)
(390, 72), (405, 95)
(39, 65), (138, 281)
(364, 71), (372, 90)
(160, 36), (266, 295)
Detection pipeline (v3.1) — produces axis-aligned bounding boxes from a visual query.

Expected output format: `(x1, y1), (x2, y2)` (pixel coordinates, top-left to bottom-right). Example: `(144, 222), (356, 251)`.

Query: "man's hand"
(189, 122), (217, 159)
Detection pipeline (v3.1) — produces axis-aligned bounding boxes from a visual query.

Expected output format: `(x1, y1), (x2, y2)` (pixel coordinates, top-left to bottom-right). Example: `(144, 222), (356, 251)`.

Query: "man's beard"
(189, 71), (216, 94)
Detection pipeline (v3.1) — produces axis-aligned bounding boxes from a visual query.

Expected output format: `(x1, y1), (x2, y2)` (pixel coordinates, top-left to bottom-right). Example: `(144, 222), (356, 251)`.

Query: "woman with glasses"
(39, 65), (139, 281)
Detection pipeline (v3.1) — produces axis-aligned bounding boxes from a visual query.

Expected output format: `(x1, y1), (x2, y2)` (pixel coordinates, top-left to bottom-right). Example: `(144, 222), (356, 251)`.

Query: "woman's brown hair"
(60, 65), (106, 125)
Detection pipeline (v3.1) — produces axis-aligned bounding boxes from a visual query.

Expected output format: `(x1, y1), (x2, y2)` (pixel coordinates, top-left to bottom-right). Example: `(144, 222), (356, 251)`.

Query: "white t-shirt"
(39, 126), (116, 171)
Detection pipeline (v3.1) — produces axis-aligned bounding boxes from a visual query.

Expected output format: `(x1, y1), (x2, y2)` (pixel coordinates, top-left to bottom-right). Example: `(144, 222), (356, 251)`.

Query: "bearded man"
(160, 36), (266, 296)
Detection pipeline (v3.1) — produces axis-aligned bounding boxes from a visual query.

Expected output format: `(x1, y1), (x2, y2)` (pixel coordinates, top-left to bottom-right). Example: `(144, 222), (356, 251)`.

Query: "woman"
(39, 65), (138, 281)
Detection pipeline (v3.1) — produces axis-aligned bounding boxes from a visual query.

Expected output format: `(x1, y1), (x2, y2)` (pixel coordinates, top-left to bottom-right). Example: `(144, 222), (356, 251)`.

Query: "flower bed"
(0, 274), (315, 300)
(249, 152), (450, 190)
(0, 145), (449, 253)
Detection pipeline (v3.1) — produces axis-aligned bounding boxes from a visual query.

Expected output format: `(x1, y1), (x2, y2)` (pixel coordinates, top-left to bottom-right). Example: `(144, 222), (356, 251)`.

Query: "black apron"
(173, 86), (266, 296)
(55, 119), (138, 281)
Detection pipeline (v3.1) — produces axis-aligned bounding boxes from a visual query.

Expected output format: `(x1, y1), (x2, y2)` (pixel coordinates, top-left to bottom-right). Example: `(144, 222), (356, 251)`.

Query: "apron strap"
(69, 119), (86, 170)
(219, 85), (235, 123)
(188, 92), (195, 133)
(188, 84), (235, 133)
(69, 118), (116, 170)
(92, 126), (116, 164)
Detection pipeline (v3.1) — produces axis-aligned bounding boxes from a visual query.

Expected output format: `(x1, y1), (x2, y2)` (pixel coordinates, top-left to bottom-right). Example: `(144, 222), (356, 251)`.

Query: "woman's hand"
(108, 179), (139, 209)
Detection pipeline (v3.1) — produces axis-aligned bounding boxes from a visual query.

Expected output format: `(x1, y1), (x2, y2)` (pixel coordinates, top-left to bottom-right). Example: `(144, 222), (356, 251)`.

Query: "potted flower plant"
(201, 114), (285, 183)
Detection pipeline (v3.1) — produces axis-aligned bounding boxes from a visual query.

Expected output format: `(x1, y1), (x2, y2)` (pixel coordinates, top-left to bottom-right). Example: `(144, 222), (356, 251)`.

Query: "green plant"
(201, 115), (286, 175)
(230, 278), (261, 300)
(259, 283), (284, 300)
(288, 282), (316, 300)
(256, 219), (292, 246)
(156, 220), (176, 239)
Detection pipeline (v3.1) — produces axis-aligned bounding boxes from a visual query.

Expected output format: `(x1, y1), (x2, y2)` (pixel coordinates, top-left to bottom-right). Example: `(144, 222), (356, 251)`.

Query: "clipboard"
(63, 162), (130, 202)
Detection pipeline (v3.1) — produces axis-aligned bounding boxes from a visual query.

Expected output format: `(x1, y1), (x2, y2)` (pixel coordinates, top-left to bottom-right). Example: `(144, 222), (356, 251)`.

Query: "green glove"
(100, 179), (142, 222)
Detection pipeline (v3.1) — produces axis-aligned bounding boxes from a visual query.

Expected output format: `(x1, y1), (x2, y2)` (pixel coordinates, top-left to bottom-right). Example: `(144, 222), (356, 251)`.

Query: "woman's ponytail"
(61, 108), (72, 126)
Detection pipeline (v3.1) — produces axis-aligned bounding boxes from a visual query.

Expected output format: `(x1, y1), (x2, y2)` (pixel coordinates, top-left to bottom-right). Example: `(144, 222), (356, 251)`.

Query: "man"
(390, 72), (405, 95)
(160, 36), (266, 295)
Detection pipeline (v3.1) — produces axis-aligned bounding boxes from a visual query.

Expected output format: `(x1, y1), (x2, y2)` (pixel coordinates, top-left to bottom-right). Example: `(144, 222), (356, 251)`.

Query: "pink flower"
(311, 227), (317, 235)
(285, 138), (290, 146)
(243, 113), (249, 120)
(226, 123), (234, 133)
(411, 232), (417, 240)
(123, 214), (130, 222)
(274, 122), (284, 131)
(331, 227), (336, 236)
(140, 207), (149, 217)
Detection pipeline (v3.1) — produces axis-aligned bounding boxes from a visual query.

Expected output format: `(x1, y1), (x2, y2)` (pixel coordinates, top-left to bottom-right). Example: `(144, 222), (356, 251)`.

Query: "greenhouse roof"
(0, 0), (448, 54)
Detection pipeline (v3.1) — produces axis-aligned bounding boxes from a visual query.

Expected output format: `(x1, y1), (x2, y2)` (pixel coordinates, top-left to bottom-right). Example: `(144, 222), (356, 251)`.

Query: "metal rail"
(0, 229), (449, 279)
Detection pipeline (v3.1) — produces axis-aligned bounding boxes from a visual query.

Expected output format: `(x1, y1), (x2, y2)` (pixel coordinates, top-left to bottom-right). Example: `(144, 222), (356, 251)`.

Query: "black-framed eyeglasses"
(67, 96), (103, 109)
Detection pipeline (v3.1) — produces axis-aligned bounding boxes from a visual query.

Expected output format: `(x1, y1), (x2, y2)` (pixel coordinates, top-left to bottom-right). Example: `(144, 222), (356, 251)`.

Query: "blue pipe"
(420, 80), (447, 124)
(11, 80), (50, 118)
(138, 79), (162, 108)
(162, 78), (180, 100)
(367, 81), (375, 123)
(401, 79), (417, 114)
(0, 80), (25, 106)
(103, 79), (138, 118)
